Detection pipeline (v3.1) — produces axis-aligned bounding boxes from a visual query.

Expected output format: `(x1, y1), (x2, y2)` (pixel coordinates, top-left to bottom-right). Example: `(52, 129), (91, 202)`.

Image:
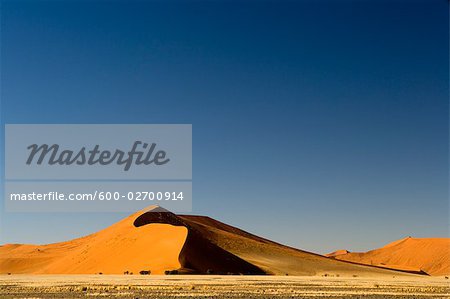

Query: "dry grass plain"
(0, 275), (449, 298)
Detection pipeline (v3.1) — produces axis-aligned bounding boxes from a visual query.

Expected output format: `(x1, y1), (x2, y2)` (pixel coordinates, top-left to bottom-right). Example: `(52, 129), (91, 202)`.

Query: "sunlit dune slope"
(0, 206), (187, 274)
(327, 237), (450, 276)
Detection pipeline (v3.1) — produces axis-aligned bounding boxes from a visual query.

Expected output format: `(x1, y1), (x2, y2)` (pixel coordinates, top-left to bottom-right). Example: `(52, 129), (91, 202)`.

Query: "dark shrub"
(139, 270), (151, 275)
(165, 270), (179, 275)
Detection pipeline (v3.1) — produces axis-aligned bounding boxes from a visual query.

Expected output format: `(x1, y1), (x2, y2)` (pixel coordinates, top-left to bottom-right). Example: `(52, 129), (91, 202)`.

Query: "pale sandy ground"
(0, 275), (449, 298)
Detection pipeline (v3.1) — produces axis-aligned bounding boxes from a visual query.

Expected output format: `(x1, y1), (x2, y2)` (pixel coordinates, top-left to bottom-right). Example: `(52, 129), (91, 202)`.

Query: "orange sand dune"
(0, 206), (423, 276)
(0, 207), (187, 274)
(327, 237), (450, 276)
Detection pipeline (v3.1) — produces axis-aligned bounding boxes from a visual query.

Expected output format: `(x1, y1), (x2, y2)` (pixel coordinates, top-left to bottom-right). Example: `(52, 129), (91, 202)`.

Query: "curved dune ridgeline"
(134, 207), (265, 275)
(0, 206), (435, 276)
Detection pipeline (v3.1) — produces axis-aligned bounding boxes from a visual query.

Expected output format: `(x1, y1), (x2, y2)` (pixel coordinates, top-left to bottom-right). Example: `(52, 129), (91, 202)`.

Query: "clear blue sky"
(0, 0), (448, 254)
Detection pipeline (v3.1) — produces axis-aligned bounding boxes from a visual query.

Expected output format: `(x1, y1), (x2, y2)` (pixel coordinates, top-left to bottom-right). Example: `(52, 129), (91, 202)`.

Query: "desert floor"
(0, 275), (449, 298)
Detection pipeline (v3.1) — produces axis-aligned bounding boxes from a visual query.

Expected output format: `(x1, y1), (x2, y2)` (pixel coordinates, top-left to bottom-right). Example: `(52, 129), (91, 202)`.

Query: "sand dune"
(327, 236), (450, 276)
(0, 207), (187, 274)
(0, 206), (424, 276)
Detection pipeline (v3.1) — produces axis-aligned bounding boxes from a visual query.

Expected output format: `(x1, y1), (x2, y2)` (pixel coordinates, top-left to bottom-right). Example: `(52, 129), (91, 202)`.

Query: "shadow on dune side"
(133, 210), (266, 275)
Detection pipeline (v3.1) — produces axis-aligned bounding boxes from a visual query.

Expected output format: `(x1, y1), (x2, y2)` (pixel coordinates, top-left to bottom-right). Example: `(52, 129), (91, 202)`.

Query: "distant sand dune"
(0, 205), (429, 276)
(327, 236), (450, 276)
